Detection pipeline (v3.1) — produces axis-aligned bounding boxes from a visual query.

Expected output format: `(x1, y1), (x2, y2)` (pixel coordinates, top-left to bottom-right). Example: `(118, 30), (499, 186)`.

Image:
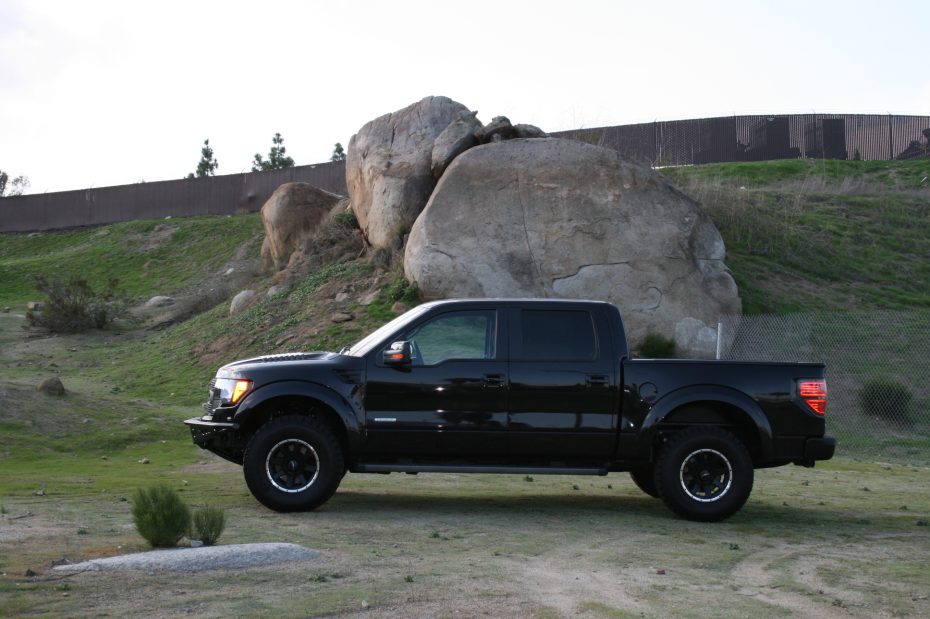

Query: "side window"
(520, 310), (597, 361)
(402, 311), (496, 366)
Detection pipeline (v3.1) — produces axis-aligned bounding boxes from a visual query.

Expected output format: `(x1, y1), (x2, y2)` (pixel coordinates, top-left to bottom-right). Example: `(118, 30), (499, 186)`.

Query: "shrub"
(192, 507), (226, 546)
(640, 333), (676, 358)
(858, 378), (913, 426)
(131, 485), (191, 548)
(27, 275), (128, 333)
(385, 276), (419, 306)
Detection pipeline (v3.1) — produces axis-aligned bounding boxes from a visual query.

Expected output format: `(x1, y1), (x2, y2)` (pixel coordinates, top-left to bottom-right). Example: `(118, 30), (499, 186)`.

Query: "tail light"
(798, 379), (827, 415)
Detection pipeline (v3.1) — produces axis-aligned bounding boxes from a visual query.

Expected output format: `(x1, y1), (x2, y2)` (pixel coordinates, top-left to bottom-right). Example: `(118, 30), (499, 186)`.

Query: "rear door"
(507, 305), (618, 458)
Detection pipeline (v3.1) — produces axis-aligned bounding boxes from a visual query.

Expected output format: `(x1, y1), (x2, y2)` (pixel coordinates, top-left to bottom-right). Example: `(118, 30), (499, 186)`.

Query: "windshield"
(343, 305), (431, 357)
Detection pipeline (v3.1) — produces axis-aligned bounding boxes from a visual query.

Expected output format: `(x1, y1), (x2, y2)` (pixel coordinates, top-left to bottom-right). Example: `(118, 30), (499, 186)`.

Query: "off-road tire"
(629, 465), (659, 498)
(243, 414), (344, 512)
(654, 426), (753, 522)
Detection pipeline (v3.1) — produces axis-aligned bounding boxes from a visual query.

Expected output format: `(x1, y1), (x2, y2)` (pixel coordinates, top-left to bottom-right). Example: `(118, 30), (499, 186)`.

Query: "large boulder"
(404, 138), (741, 357)
(260, 183), (344, 270)
(346, 96), (471, 249)
(431, 110), (483, 179)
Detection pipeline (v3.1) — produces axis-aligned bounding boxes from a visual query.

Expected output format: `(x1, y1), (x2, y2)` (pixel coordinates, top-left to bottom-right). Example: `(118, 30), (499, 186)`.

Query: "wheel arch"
(233, 381), (361, 459)
(642, 386), (774, 463)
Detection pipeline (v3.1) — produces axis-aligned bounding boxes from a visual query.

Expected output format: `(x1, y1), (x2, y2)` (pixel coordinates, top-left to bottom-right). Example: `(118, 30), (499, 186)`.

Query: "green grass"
(0, 214), (264, 306)
(663, 160), (930, 313)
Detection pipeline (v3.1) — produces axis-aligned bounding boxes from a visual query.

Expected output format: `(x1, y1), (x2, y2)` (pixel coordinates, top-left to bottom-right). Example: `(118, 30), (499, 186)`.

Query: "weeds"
(131, 485), (191, 548)
(858, 378), (914, 426)
(192, 507), (226, 546)
(640, 334), (676, 358)
(27, 276), (129, 333)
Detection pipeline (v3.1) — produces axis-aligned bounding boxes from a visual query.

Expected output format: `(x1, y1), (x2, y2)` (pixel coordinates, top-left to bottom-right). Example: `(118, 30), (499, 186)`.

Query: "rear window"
(520, 310), (597, 361)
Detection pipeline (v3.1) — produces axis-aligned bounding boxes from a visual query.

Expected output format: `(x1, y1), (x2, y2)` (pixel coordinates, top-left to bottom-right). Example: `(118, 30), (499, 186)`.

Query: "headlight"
(214, 378), (252, 406)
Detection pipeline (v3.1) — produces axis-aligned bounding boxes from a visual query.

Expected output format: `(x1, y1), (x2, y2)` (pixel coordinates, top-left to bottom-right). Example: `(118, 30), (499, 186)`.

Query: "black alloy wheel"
(243, 414), (344, 512)
(654, 426), (753, 522)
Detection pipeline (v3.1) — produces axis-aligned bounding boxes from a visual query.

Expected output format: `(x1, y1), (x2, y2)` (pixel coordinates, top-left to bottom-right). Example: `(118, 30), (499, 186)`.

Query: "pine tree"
(331, 142), (346, 162)
(0, 170), (29, 197)
(252, 133), (295, 171)
(186, 139), (219, 179)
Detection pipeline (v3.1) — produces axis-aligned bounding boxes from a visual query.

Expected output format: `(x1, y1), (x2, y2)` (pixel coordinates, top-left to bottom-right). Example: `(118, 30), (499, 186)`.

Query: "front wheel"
(243, 415), (344, 512)
(654, 427), (753, 522)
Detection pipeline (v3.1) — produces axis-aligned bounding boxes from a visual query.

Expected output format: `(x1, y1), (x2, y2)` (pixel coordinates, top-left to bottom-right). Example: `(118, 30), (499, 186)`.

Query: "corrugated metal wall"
(0, 161), (347, 233)
(3, 114), (928, 233)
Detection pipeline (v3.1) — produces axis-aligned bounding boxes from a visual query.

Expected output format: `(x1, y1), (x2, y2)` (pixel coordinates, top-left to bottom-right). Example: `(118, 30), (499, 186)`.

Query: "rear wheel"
(629, 465), (659, 498)
(243, 415), (344, 512)
(654, 427), (753, 522)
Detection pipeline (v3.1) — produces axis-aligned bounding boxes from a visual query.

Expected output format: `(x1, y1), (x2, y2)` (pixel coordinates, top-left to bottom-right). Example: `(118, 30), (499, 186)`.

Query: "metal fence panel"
(718, 311), (930, 464)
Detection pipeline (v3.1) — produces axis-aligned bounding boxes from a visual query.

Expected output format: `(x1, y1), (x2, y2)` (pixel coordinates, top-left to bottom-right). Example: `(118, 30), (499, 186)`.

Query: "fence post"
(888, 114), (894, 160)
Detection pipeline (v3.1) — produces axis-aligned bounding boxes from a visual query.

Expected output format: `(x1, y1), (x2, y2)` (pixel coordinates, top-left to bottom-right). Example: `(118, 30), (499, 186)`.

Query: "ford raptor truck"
(185, 299), (834, 521)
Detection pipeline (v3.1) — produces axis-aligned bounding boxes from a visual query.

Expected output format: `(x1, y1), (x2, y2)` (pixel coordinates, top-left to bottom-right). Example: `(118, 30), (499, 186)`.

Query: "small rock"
(229, 290), (257, 315)
(390, 302), (409, 314)
(656, 568), (666, 575)
(266, 285), (285, 298)
(331, 312), (354, 324)
(35, 489), (45, 497)
(190, 540), (204, 548)
(101, 456), (108, 460)
(38, 377), (65, 396)
(359, 291), (379, 306)
(138, 458), (150, 465)
(82, 418), (91, 424)
(144, 295), (175, 308)
(334, 292), (350, 303)
(24, 568), (37, 577)
(2, 307), (10, 313)
(361, 601), (369, 610)
(26, 301), (44, 311)
(224, 267), (235, 276)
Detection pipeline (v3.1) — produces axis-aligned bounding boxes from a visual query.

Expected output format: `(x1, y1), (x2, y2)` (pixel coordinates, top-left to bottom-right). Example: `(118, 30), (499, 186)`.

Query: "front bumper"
(183, 417), (243, 464)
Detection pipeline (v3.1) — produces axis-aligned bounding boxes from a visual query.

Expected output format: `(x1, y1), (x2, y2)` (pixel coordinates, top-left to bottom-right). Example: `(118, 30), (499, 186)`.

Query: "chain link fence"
(716, 311), (930, 465)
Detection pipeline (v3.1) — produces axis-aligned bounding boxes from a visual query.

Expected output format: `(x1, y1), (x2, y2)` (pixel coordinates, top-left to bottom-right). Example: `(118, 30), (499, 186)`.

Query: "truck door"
(363, 308), (508, 457)
(507, 306), (618, 459)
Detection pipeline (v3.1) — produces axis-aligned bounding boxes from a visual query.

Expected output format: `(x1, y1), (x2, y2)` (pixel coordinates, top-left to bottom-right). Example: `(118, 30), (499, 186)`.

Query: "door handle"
(483, 374), (505, 388)
(585, 374), (609, 388)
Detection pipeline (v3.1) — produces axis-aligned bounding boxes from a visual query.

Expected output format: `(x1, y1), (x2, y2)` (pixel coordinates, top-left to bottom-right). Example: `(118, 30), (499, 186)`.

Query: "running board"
(355, 464), (608, 476)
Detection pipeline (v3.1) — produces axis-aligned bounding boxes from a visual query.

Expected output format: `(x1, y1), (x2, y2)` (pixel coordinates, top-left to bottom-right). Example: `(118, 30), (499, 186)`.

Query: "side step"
(355, 464), (608, 476)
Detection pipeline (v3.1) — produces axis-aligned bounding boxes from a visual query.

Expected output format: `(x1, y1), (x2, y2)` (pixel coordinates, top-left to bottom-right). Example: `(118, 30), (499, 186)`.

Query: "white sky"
(2, 0), (928, 194)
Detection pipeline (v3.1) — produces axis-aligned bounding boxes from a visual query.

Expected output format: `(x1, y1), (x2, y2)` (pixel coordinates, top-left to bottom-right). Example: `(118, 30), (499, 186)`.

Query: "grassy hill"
(1, 159), (928, 616)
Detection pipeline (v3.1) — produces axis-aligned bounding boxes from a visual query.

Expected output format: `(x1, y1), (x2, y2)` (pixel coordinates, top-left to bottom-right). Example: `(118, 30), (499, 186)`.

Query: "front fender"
(233, 380), (363, 450)
(641, 385), (774, 462)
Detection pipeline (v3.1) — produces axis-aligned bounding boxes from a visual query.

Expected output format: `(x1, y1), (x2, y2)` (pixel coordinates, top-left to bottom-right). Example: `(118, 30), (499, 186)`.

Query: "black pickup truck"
(185, 299), (834, 521)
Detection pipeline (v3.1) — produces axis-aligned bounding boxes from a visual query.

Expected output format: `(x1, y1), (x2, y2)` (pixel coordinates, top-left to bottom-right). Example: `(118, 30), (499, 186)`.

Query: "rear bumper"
(799, 435), (836, 466)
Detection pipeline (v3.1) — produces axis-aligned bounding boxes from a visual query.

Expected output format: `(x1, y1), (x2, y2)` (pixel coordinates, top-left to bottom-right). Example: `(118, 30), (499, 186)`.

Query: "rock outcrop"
(260, 183), (344, 270)
(404, 138), (741, 357)
(431, 110), (482, 179)
(346, 96), (471, 249)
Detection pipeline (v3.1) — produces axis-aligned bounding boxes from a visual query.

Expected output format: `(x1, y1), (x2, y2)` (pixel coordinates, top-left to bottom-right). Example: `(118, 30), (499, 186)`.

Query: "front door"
(363, 309), (508, 458)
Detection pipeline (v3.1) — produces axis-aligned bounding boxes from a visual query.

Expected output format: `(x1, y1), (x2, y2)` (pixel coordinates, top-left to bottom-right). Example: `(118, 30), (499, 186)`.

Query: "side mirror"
(382, 341), (412, 366)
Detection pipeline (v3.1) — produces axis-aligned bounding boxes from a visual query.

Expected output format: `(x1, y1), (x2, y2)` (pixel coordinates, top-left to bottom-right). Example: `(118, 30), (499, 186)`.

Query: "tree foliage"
(186, 139), (219, 179)
(252, 132), (295, 171)
(331, 142), (346, 162)
(0, 170), (30, 197)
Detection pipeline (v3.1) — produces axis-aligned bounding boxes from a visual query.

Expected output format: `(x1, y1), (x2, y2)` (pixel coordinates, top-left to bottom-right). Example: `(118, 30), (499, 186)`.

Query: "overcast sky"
(2, 0), (928, 194)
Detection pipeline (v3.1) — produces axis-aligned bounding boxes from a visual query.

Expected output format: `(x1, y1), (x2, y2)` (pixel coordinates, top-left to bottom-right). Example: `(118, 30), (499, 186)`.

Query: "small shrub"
(858, 378), (913, 425)
(192, 507), (226, 546)
(640, 333), (676, 358)
(132, 485), (191, 548)
(385, 276), (419, 306)
(27, 275), (128, 333)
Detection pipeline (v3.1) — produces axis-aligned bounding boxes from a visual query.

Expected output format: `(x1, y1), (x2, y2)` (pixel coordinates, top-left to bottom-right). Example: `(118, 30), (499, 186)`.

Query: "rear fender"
(641, 385), (774, 462)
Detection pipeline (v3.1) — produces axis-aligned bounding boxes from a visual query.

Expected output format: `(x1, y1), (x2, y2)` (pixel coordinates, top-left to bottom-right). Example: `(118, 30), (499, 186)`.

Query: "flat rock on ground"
(52, 543), (319, 573)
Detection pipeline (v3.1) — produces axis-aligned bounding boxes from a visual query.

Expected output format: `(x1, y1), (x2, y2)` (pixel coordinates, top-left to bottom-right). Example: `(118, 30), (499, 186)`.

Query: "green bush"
(27, 275), (128, 333)
(858, 378), (913, 425)
(192, 507), (226, 546)
(131, 485), (191, 548)
(385, 276), (419, 306)
(640, 333), (676, 358)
